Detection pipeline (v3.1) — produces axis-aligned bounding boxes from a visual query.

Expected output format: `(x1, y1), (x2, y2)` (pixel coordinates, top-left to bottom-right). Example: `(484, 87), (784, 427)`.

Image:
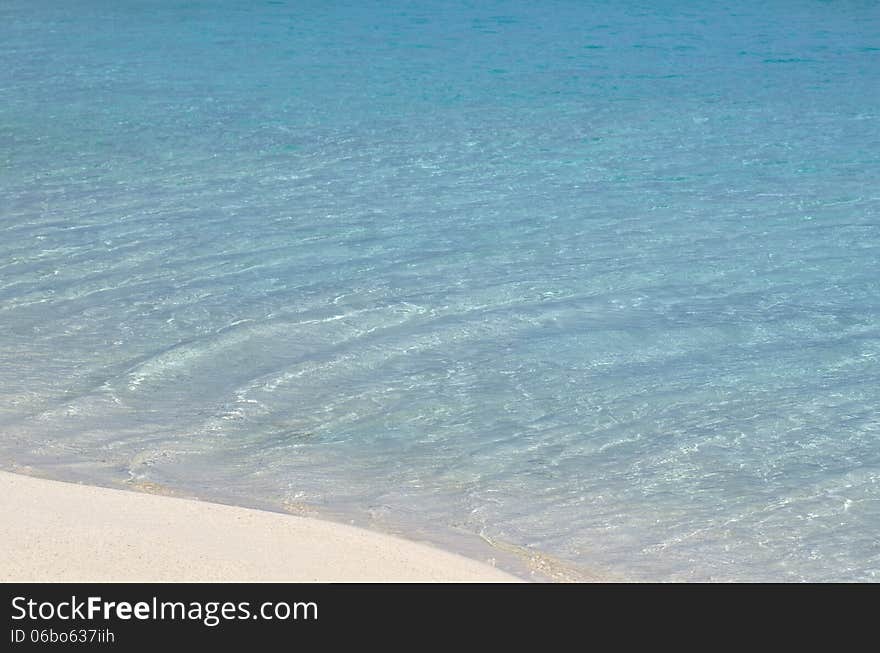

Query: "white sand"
(0, 471), (519, 582)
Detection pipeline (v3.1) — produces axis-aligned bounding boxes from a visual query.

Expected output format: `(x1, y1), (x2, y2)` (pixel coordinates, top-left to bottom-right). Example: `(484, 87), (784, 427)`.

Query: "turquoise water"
(2, 0), (879, 581)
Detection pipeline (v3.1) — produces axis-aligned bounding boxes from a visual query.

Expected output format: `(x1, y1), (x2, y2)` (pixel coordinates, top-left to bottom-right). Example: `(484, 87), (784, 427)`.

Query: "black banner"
(0, 582), (867, 649)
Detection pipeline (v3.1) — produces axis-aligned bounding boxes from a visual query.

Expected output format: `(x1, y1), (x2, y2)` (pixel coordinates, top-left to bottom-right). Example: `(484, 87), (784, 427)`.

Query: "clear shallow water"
(2, 0), (879, 581)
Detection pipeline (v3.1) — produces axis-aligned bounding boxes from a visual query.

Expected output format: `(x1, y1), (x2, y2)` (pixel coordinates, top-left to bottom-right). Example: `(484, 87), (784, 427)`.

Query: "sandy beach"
(0, 471), (519, 582)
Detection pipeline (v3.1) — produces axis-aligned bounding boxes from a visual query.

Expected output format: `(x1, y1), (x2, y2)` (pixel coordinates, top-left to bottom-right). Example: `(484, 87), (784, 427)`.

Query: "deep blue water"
(2, 0), (879, 580)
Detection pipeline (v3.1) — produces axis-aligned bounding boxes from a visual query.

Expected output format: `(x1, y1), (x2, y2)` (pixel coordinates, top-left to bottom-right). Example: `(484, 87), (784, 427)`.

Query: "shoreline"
(0, 470), (521, 582)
